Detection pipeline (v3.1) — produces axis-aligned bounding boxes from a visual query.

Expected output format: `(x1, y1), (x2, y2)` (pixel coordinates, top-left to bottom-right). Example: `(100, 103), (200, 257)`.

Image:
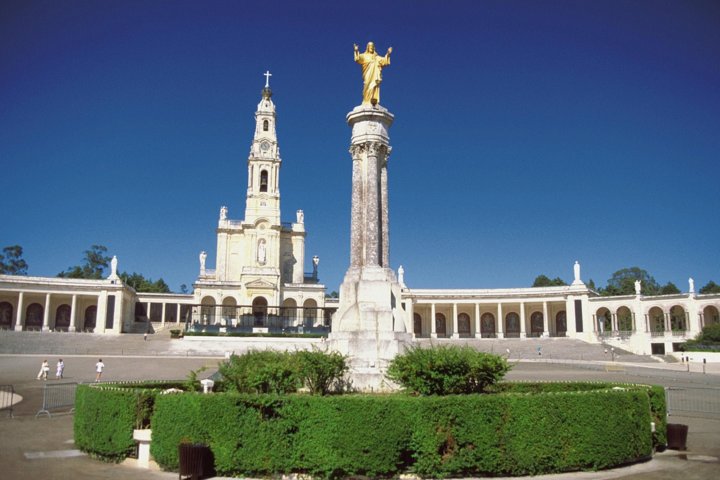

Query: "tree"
(0, 245), (28, 275)
(600, 267), (660, 296)
(326, 290), (339, 298)
(700, 281), (720, 294)
(180, 284), (189, 294)
(58, 245), (111, 279)
(659, 282), (681, 295)
(532, 275), (567, 287)
(120, 272), (171, 293)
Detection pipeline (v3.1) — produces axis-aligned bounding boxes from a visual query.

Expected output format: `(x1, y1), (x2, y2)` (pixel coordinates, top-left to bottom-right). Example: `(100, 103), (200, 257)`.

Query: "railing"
(36, 382), (78, 418)
(1, 385), (15, 418)
(650, 330), (666, 337)
(666, 387), (720, 417)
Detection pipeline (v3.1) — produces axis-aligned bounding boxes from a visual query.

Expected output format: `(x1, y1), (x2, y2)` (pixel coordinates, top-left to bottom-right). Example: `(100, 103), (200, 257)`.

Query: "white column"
(365, 146), (380, 266)
(406, 299), (415, 337)
(69, 294), (77, 332)
(566, 298), (577, 335)
(520, 302), (526, 337)
(161, 303), (167, 327)
(42, 293), (52, 332)
(451, 303), (459, 338)
(349, 154), (363, 267)
(112, 293), (123, 333)
(474, 303), (481, 338)
(497, 303), (503, 338)
(96, 291), (108, 334)
(542, 301), (548, 336)
(611, 313), (618, 332)
(176, 304), (182, 324)
(146, 302), (152, 322)
(14, 292), (24, 331)
(430, 303), (437, 338)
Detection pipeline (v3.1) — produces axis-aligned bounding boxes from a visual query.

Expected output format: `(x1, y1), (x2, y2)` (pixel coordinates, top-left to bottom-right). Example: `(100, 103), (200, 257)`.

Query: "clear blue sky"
(2, 0), (719, 293)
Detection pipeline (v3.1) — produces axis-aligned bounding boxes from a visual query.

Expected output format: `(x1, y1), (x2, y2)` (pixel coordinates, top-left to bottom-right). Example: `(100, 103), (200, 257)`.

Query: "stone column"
(176, 304), (182, 324)
(380, 157), (390, 267)
(542, 301), (549, 336)
(452, 303), (459, 338)
(520, 302), (526, 337)
(474, 303), (481, 338)
(497, 303), (504, 338)
(42, 293), (52, 332)
(349, 147), (363, 268)
(14, 292), (24, 331)
(161, 303), (167, 327)
(365, 143), (380, 267)
(406, 298), (414, 337)
(113, 293), (123, 333)
(69, 294), (77, 332)
(430, 303), (437, 338)
(96, 291), (108, 334)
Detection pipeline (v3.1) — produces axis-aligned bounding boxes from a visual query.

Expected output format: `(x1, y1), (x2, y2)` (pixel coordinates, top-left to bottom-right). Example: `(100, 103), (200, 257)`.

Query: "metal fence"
(666, 386), (720, 418)
(1, 384), (15, 418)
(36, 382), (78, 418)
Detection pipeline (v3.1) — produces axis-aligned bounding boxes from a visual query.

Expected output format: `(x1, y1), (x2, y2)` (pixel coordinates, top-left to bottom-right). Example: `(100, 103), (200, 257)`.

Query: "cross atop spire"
(263, 70), (272, 88)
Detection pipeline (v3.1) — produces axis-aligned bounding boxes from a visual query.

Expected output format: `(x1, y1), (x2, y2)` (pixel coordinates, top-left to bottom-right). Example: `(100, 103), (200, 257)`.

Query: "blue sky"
(1, 0), (719, 293)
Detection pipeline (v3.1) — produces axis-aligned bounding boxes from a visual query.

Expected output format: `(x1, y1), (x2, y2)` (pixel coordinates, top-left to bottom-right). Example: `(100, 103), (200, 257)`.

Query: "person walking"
(95, 358), (105, 382)
(37, 359), (49, 380)
(56, 359), (65, 379)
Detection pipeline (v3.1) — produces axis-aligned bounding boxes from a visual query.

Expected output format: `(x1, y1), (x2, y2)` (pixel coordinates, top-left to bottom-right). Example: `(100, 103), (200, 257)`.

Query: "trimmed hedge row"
(149, 387), (656, 478)
(74, 381), (665, 477)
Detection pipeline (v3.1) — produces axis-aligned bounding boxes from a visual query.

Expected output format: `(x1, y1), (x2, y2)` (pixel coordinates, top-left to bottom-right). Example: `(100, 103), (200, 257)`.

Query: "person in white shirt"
(95, 359), (105, 382)
(56, 359), (64, 379)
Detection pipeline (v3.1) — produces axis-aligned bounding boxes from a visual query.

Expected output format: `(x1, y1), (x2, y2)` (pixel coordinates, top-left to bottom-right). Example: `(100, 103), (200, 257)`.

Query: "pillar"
(365, 144), (380, 267)
(69, 295), (77, 332)
(113, 293), (123, 333)
(519, 302), (526, 337)
(42, 293), (52, 332)
(14, 292), (25, 331)
(542, 301), (548, 336)
(349, 148), (363, 267)
(497, 303), (503, 338)
(176, 304), (182, 324)
(380, 159), (390, 267)
(452, 303), (459, 338)
(474, 303), (481, 338)
(430, 303), (437, 338)
(406, 299), (415, 337)
(161, 303), (167, 327)
(96, 291), (108, 334)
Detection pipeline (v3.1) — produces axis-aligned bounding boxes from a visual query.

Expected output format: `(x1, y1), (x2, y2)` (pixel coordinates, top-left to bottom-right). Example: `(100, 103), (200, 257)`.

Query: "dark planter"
(666, 423), (689, 450)
(178, 443), (211, 480)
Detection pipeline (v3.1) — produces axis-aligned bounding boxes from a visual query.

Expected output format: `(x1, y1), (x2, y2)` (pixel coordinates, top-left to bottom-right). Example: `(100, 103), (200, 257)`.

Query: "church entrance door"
(252, 297), (268, 326)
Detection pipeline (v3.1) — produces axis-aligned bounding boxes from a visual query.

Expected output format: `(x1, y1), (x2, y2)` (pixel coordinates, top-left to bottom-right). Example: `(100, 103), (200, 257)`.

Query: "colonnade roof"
(405, 285), (591, 301)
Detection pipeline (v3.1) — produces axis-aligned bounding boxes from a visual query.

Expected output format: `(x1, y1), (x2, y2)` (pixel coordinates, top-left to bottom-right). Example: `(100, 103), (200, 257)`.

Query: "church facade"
(1, 79), (718, 357)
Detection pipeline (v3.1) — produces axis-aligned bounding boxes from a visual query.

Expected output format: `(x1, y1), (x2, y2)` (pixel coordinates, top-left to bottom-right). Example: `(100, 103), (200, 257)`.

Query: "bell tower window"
(263, 119), (269, 131)
(260, 170), (268, 192)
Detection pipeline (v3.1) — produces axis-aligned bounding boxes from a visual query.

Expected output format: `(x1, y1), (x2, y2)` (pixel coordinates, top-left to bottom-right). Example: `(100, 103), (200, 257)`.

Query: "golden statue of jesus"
(354, 42), (392, 106)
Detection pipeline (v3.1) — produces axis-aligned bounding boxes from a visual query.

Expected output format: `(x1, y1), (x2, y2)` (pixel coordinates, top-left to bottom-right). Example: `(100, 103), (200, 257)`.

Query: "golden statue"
(354, 42), (392, 106)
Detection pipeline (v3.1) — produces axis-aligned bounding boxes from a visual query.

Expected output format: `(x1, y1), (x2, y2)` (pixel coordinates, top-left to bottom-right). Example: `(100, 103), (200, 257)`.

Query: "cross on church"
(264, 70), (272, 88)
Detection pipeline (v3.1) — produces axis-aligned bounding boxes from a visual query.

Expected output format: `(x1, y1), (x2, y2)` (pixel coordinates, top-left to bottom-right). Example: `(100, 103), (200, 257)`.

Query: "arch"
(55, 304), (71, 330)
(25, 303), (43, 330)
(0, 302), (13, 329)
(617, 306), (633, 332)
(200, 296), (216, 325)
(281, 298), (298, 324)
(555, 311), (567, 336)
(670, 305), (687, 332)
(260, 170), (269, 192)
(648, 306), (664, 333)
(435, 313), (447, 337)
(263, 119), (269, 131)
(83, 305), (97, 331)
(595, 307), (611, 333)
(703, 305), (719, 325)
(480, 312), (495, 336)
(303, 298), (318, 327)
(530, 311), (544, 336)
(252, 297), (268, 326)
(221, 297), (237, 325)
(458, 313), (471, 337)
(505, 312), (520, 337)
(413, 313), (422, 335)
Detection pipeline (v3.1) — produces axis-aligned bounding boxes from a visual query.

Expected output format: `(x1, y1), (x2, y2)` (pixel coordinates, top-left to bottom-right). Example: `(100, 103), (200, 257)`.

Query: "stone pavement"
(0, 334), (719, 479)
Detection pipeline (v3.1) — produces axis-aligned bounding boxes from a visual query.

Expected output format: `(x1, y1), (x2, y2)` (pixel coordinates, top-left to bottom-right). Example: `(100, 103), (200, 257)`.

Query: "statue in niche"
(257, 240), (267, 265)
(220, 206), (228, 221)
(354, 42), (392, 106)
(199, 251), (207, 274)
(296, 209), (304, 224)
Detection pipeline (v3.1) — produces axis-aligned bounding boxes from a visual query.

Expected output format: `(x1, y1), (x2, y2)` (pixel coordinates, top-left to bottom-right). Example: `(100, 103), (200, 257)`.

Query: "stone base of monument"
(328, 330), (412, 392)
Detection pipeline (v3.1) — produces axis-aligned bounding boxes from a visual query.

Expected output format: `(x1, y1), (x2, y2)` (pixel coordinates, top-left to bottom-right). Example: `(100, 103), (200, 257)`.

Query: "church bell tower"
(245, 72), (281, 225)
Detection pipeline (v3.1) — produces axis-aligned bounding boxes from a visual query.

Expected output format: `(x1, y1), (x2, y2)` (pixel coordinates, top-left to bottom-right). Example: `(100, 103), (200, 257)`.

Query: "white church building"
(1, 80), (718, 356)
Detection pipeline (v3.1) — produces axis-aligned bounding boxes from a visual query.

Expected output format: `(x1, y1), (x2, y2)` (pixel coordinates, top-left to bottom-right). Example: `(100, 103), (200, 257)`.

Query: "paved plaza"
(1, 333), (719, 479)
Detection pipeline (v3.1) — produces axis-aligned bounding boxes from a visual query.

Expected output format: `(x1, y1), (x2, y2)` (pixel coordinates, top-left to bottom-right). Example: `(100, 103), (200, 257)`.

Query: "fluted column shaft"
(380, 159), (389, 267)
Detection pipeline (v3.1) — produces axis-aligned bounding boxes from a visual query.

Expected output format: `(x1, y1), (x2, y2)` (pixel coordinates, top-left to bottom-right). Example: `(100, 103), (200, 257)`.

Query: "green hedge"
(149, 386), (657, 478)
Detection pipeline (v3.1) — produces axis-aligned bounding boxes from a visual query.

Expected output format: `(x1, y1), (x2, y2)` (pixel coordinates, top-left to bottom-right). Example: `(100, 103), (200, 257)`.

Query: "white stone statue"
(634, 280), (641, 295)
(108, 255), (119, 280)
(220, 206), (228, 221)
(689, 277), (695, 294)
(199, 251), (207, 274)
(312, 255), (319, 278)
(257, 240), (266, 265)
(296, 209), (304, 224)
(573, 261), (580, 283)
(398, 265), (405, 286)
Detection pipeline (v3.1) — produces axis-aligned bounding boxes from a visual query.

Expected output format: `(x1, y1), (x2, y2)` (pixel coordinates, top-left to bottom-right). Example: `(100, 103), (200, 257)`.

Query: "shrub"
(218, 350), (300, 394)
(387, 344), (511, 395)
(682, 323), (720, 351)
(295, 349), (348, 395)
